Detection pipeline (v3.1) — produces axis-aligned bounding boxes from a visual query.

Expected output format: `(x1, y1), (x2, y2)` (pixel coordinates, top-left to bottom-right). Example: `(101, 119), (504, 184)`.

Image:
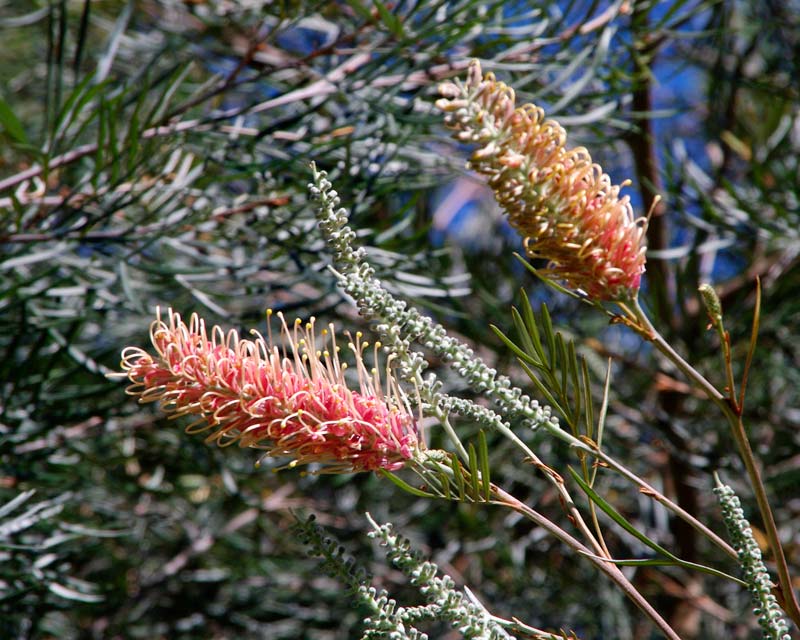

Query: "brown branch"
(626, 3), (675, 328)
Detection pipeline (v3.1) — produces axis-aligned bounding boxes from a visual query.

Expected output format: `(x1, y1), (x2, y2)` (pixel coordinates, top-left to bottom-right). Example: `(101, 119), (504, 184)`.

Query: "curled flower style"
(436, 60), (647, 301)
(117, 308), (419, 473)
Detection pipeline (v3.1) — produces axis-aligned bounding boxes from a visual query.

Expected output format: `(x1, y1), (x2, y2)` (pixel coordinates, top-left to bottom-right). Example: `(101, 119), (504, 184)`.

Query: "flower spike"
(117, 308), (419, 473)
(437, 60), (647, 301)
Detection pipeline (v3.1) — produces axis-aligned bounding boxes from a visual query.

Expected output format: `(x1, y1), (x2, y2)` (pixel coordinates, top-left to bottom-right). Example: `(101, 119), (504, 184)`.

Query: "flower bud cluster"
(368, 517), (515, 640)
(714, 482), (791, 640)
(436, 61), (647, 301)
(118, 307), (418, 473)
(310, 167), (553, 431)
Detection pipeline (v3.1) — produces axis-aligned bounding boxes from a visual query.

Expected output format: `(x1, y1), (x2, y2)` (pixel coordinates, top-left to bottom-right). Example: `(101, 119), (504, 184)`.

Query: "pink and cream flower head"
(436, 60), (647, 302)
(118, 308), (419, 473)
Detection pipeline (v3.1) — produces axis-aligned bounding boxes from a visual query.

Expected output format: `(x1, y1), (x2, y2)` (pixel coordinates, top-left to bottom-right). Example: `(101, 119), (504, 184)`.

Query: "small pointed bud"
(436, 83), (461, 100)
(698, 283), (723, 326)
(466, 59), (482, 88)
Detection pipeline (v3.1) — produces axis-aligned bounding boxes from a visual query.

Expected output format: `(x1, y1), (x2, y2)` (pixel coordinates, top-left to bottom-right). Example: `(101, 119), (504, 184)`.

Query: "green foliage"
(0, 489), (106, 637)
(2, 0), (799, 638)
(492, 293), (598, 437)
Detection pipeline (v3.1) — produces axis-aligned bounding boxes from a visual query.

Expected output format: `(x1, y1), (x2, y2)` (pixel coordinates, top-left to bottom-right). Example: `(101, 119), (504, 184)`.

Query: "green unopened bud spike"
(698, 283), (723, 326)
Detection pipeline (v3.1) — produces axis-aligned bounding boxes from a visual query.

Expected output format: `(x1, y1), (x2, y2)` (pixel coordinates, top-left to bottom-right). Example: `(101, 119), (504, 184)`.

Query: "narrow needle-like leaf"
(738, 276), (761, 412)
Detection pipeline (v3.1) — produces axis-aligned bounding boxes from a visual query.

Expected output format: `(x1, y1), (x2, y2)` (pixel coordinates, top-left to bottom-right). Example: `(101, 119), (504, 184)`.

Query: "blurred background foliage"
(1, 0), (798, 638)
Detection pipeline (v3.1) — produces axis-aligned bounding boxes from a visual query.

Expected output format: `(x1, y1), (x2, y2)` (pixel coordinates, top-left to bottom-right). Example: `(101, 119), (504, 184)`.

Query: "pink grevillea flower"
(117, 308), (419, 473)
(436, 60), (648, 301)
